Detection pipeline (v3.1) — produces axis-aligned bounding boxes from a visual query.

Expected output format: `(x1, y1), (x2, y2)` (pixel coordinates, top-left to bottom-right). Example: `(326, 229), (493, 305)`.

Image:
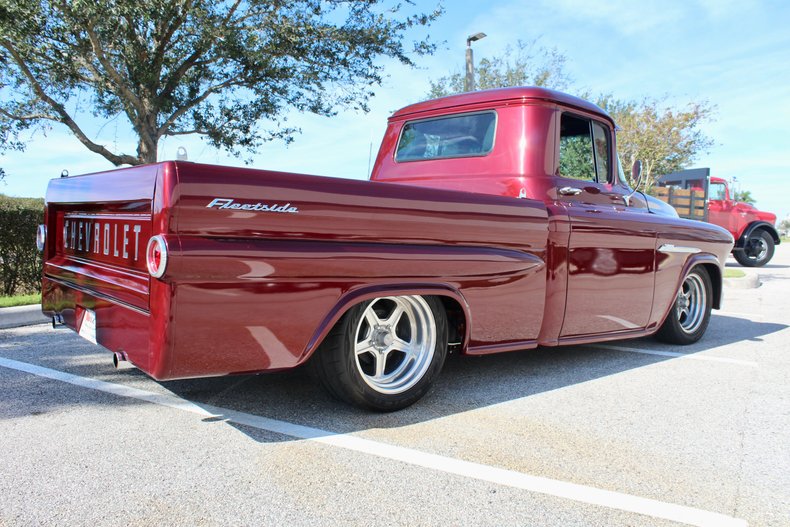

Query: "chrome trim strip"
(44, 275), (150, 316)
(658, 244), (701, 254)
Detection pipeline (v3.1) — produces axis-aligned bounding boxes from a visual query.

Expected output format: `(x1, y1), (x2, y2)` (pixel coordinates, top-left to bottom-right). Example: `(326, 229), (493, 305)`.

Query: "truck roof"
(390, 86), (610, 122)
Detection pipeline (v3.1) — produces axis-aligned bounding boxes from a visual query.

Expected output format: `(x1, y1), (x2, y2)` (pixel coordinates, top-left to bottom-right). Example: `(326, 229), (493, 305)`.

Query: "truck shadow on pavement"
(1, 313), (785, 438)
(156, 313), (786, 441)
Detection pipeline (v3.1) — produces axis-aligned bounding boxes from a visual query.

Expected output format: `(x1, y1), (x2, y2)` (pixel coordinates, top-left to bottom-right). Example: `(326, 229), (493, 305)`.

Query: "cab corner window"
(396, 112), (496, 162)
(559, 114), (610, 183)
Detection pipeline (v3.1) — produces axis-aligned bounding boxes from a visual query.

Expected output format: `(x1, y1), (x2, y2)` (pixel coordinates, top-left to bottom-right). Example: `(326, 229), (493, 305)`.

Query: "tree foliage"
(428, 42), (715, 193)
(0, 0), (442, 166)
(559, 136), (595, 181)
(597, 96), (715, 192)
(733, 189), (756, 205)
(427, 39), (571, 99)
(0, 194), (44, 296)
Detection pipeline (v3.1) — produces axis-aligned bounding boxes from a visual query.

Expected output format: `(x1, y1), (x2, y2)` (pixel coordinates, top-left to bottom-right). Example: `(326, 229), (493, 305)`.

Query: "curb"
(0, 304), (50, 329)
(723, 273), (760, 289)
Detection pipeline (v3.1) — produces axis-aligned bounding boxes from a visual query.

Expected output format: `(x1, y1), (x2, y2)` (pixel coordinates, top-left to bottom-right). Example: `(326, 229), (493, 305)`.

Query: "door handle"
(559, 186), (583, 196)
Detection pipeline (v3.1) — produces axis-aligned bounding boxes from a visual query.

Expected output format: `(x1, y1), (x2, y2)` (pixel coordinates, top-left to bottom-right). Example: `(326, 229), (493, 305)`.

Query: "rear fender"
(735, 221), (780, 249)
(300, 283), (471, 362)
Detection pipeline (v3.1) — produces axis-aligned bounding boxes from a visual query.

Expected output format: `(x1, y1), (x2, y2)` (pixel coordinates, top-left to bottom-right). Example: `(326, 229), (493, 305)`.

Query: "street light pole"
(465, 32), (487, 92)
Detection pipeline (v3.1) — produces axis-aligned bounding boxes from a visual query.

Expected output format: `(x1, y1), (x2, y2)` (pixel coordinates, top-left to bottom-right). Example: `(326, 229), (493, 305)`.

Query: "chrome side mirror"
(631, 160), (643, 189)
(624, 160), (643, 207)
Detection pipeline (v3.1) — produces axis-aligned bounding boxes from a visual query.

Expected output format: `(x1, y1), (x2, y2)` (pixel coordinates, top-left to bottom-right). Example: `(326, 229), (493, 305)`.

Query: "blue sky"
(2, 0), (789, 222)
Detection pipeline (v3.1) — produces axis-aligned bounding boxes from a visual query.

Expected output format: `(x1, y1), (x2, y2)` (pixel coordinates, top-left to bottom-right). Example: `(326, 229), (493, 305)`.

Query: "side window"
(710, 182), (726, 200)
(591, 122), (610, 182)
(559, 114), (611, 183)
(396, 112), (496, 162)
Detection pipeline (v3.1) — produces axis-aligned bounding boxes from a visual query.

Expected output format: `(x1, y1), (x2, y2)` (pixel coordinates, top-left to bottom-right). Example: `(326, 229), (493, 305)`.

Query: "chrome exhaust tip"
(112, 351), (129, 369)
(51, 314), (65, 328)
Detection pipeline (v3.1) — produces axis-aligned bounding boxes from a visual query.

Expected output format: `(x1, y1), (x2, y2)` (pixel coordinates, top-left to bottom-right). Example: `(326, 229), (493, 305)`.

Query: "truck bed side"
(43, 162), (550, 380)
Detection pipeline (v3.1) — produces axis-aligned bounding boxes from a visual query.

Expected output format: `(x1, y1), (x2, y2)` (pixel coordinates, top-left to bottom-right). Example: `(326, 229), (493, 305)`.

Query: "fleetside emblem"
(206, 198), (298, 214)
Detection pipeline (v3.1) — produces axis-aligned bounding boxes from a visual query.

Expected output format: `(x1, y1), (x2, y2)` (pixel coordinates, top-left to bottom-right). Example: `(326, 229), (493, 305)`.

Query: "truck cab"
(371, 87), (731, 341)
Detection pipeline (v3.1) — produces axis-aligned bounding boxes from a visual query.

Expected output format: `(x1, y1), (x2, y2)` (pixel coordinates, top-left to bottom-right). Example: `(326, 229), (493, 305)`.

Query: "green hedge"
(0, 194), (45, 296)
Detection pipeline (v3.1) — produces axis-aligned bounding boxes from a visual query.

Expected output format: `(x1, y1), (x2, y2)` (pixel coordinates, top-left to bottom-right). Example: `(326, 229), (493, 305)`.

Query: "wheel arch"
(699, 261), (722, 310)
(654, 257), (717, 344)
(299, 283), (471, 363)
(657, 255), (722, 329)
(735, 221), (780, 249)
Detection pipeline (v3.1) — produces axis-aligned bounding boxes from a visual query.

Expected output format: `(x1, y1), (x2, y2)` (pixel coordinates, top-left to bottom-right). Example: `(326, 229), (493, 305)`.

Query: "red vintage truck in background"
(38, 87), (734, 410)
(656, 168), (779, 267)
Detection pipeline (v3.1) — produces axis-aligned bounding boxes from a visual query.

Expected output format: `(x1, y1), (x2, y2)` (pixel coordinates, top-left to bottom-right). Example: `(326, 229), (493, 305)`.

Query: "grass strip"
(0, 294), (41, 308)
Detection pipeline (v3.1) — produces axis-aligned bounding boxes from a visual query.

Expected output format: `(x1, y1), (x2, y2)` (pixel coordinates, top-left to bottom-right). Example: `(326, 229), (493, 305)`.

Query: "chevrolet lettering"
(63, 215), (145, 263)
(39, 87), (734, 411)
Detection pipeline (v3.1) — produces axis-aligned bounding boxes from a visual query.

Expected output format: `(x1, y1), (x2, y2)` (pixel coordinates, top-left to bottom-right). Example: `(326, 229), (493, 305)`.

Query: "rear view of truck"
(40, 163), (174, 377)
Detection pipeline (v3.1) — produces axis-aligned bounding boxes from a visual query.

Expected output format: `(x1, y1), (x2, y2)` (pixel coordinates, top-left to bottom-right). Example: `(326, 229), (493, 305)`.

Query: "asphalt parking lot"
(2, 246), (788, 527)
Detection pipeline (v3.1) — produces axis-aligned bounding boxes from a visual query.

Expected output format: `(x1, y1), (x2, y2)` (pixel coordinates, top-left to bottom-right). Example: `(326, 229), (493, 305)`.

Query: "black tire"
(655, 266), (713, 345)
(734, 230), (774, 267)
(309, 295), (448, 411)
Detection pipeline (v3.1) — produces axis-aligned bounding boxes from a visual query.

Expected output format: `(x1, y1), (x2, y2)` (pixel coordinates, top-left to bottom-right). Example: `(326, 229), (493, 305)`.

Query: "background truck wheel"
(310, 295), (448, 411)
(734, 230), (774, 267)
(655, 266), (712, 345)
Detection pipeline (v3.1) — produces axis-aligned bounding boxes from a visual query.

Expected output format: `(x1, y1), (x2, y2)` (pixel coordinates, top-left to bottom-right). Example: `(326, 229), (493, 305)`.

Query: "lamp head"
(466, 32), (487, 46)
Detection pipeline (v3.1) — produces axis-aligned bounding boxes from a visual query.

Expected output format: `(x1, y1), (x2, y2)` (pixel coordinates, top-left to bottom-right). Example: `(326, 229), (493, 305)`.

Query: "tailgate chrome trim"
(44, 275), (150, 316)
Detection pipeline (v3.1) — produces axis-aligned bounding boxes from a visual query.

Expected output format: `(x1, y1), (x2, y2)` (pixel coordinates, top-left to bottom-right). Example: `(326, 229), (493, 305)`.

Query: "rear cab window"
(396, 111), (497, 162)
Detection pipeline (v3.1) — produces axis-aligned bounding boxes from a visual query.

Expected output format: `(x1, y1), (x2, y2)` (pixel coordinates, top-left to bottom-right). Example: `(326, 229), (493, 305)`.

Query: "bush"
(0, 194), (45, 296)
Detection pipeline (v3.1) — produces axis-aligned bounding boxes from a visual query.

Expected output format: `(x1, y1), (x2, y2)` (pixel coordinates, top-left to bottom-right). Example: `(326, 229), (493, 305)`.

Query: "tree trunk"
(136, 133), (159, 165)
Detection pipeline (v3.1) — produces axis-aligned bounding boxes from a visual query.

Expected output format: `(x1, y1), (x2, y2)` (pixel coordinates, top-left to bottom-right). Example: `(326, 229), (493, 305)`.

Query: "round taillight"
(36, 224), (47, 252)
(146, 235), (168, 278)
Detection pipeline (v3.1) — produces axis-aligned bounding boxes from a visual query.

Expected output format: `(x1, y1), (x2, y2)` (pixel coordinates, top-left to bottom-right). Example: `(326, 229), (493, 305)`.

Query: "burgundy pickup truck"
(38, 87), (734, 410)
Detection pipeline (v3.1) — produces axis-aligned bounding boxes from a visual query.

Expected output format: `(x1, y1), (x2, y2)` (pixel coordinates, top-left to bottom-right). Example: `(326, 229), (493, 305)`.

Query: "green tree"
(0, 194), (44, 296)
(427, 39), (571, 98)
(597, 96), (715, 192)
(428, 42), (715, 193)
(733, 190), (756, 205)
(0, 0), (442, 166)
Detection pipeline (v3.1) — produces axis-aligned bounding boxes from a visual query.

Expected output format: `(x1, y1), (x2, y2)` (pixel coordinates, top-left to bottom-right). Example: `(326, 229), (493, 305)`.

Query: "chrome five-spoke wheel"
(310, 295), (448, 411)
(675, 271), (707, 335)
(354, 297), (437, 395)
(655, 266), (713, 345)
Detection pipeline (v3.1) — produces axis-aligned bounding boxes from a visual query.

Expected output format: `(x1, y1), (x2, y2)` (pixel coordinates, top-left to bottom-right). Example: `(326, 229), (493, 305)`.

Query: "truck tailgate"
(43, 166), (155, 312)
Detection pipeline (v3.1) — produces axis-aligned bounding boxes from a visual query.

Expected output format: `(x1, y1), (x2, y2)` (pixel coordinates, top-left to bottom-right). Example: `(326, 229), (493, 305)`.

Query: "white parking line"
(591, 344), (758, 367)
(0, 356), (747, 527)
